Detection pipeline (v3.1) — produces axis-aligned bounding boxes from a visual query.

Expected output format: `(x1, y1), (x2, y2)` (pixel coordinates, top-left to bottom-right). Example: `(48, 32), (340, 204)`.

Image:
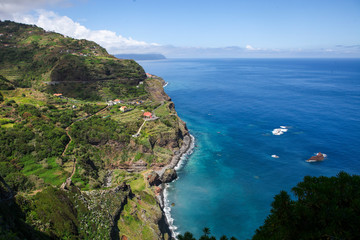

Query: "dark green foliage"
(0, 195), (51, 240)
(0, 125), (35, 160)
(81, 103), (105, 115)
(178, 232), (196, 240)
(0, 75), (15, 90)
(30, 187), (81, 238)
(4, 172), (33, 192)
(253, 172), (360, 240)
(178, 228), (238, 240)
(17, 103), (41, 117)
(0, 103), (70, 192)
(77, 152), (98, 178)
(0, 92), (3, 102)
(33, 124), (68, 160)
(0, 162), (17, 178)
(70, 115), (130, 145)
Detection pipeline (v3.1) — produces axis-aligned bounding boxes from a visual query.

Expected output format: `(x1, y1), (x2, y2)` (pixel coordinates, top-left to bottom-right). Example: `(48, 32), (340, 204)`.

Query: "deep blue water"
(139, 58), (360, 240)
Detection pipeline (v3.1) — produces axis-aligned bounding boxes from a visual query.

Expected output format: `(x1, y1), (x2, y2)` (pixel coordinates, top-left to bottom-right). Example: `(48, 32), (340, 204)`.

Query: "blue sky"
(1, 0), (360, 57)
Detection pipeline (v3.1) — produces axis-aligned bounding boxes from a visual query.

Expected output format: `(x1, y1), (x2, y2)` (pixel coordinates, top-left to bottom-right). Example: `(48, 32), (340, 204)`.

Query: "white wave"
(164, 134), (195, 239)
(175, 134), (196, 170)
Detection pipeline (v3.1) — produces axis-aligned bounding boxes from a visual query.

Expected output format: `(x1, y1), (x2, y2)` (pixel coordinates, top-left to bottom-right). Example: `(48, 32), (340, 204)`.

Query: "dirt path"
(61, 105), (109, 189)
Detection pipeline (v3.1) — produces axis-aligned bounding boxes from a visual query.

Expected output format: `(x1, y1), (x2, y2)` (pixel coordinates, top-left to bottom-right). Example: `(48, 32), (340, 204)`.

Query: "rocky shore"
(157, 133), (194, 238)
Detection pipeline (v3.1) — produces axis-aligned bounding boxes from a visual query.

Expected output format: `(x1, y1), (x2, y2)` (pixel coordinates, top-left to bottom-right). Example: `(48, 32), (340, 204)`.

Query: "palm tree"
(202, 227), (211, 237)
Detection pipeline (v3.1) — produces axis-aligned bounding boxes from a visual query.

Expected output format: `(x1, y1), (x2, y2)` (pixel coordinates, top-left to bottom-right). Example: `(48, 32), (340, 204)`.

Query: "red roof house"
(143, 112), (152, 118)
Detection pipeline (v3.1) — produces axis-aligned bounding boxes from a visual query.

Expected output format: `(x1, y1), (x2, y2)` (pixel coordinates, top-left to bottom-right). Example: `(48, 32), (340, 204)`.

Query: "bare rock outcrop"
(161, 169), (178, 183)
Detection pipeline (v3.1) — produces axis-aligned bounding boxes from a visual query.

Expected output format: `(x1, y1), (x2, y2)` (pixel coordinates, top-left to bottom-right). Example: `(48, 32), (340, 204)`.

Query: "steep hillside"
(0, 21), (189, 240)
(0, 20), (146, 100)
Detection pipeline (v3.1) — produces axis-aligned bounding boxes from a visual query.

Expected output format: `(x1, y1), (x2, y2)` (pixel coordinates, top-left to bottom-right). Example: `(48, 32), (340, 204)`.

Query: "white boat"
(272, 126), (288, 135)
(272, 128), (284, 135)
(271, 155), (279, 158)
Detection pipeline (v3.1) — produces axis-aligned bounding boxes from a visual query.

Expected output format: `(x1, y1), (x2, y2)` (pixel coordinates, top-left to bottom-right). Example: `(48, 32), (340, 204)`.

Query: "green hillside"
(0, 21), (187, 240)
(0, 20), (146, 100)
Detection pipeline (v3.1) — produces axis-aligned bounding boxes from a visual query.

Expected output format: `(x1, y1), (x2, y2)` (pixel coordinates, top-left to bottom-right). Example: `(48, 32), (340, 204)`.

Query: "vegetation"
(178, 228), (238, 240)
(0, 21), (189, 240)
(1, 21), (360, 240)
(252, 171), (360, 240)
(0, 20), (146, 101)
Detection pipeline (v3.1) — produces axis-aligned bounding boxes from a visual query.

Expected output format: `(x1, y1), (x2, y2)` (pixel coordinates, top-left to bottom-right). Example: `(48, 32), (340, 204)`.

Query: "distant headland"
(115, 53), (166, 60)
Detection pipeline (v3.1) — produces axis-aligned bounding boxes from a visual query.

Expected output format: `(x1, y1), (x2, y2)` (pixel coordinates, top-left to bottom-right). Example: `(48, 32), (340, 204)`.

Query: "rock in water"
(306, 152), (325, 162)
(161, 169), (178, 183)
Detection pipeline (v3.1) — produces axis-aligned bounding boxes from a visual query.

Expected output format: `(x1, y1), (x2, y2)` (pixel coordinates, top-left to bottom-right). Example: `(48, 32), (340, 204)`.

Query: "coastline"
(156, 133), (195, 239)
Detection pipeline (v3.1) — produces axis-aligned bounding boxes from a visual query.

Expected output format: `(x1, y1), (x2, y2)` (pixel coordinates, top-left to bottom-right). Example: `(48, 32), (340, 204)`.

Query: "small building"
(119, 106), (127, 112)
(113, 99), (122, 104)
(143, 112), (152, 118)
(53, 93), (62, 97)
(146, 73), (153, 78)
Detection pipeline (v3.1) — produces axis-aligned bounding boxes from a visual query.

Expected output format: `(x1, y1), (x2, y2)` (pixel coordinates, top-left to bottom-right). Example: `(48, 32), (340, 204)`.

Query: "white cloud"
(1, 4), (359, 58)
(0, 0), (64, 19)
(11, 10), (160, 54)
(245, 45), (255, 50)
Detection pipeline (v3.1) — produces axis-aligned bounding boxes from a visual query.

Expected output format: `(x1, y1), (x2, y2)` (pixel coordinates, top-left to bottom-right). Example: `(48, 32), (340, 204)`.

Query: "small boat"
(272, 126), (288, 135)
(271, 155), (279, 158)
(306, 152), (326, 162)
(272, 128), (284, 135)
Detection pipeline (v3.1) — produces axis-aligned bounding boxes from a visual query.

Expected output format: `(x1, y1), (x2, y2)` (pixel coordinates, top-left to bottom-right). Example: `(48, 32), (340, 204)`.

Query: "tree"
(202, 227), (211, 237)
(178, 232), (196, 240)
(253, 172), (360, 240)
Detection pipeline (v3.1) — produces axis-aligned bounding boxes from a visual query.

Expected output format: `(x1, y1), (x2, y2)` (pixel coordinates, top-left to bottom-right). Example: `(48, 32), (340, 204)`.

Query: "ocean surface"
(139, 58), (360, 239)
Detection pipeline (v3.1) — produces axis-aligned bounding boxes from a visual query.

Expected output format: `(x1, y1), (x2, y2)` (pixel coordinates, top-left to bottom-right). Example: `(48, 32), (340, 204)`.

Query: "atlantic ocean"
(139, 58), (360, 239)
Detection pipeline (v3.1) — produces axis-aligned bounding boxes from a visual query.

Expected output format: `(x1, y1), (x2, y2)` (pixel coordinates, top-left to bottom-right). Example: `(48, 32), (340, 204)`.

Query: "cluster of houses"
(107, 99), (123, 106)
(108, 99), (145, 107)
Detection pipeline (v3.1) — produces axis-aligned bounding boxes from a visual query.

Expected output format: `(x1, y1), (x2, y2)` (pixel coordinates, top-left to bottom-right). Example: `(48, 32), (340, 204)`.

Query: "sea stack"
(306, 152), (325, 162)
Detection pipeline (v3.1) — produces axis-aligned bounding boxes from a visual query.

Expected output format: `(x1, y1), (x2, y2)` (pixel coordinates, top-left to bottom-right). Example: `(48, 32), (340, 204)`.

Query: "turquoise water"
(139, 58), (360, 239)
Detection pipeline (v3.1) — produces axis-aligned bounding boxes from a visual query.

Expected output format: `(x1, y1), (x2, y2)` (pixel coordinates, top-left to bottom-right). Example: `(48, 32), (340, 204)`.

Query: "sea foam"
(163, 134), (195, 238)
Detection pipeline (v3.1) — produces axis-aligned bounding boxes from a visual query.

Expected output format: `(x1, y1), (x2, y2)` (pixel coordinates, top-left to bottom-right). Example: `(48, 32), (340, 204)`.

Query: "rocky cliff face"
(145, 76), (171, 102)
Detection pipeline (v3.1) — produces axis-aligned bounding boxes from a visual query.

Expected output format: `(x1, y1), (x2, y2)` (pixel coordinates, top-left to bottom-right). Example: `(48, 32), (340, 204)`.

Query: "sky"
(1, 0), (360, 58)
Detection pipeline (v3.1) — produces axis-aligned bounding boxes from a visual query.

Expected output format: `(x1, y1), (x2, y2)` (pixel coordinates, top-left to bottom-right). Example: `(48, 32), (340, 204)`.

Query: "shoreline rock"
(155, 133), (193, 239)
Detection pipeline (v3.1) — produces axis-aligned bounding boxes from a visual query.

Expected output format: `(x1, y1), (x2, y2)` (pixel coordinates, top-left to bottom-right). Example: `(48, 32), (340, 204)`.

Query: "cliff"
(0, 21), (189, 240)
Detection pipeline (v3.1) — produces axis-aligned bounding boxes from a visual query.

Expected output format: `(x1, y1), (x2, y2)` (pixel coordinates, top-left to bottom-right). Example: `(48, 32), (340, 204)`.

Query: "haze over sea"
(139, 58), (360, 239)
